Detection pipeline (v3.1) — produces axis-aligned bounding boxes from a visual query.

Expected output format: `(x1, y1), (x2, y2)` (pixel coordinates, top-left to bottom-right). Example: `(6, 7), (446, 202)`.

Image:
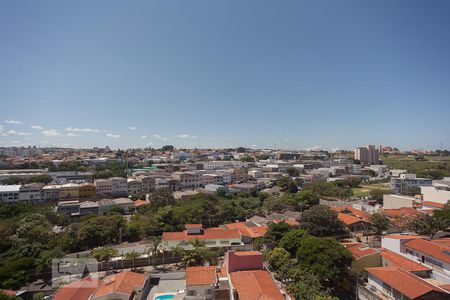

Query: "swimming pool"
(154, 294), (175, 300)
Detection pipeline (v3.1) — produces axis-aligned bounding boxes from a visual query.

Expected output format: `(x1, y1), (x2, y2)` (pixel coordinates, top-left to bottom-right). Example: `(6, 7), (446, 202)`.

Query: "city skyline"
(1, 1), (450, 149)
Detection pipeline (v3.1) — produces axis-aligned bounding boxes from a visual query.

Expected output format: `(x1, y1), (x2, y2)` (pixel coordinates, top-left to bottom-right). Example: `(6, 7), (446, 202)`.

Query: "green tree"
(262, 221), (292, 249)
(369, 213), (390, 236)
(287, 268), (335, 300)
(300, 205), (348, 237)
(161, 145), (174, 151)
(91, 246), (118, 271)
(278, 229), (308, 256)
(277, 176), (298, 193)
(434, 201), (450, 228)
(180, 239), (218, 268)
(290, 190), (319, 211)
(286, 167), (300, 177)
(408, 214), (447, 238)
(296, 236), (353, 289)
(370, 189), (392, 205)
(124, 251), (141, 271)
(266, 247), (291, 271)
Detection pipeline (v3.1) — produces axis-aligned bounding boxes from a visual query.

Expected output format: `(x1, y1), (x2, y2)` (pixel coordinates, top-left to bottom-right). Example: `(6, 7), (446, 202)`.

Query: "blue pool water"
(154, 295), (175, 300)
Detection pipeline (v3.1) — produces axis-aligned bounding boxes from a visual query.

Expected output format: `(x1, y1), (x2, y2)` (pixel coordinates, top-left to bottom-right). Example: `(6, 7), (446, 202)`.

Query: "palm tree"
(124, 251), (141, 271)
(91, 246), (118, 272)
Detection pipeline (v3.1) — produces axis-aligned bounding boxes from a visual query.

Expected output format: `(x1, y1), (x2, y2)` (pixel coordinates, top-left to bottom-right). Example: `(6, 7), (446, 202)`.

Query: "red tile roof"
(0, 289), (16, 296)
(422, 201), (445, 209)
(230, 270), (284, 300)
(338, 213), (367, 226)
(224, 222), (268, 238)
(366, 267), (448, 299)
(341, 242), (378, 260)
(382, 207), (422, 218)
(404, 238), (450, 264)
(383, 234), (425, 240)
(186, 266), (217, 286)
(133, 200), (148, 207)
(273, 219), (300, 227)
(92, 272), (146, 298)
(54, 277), (101, 300)
(380, 249), (431, 272)
(233, 251), (262, 256)
(332, 206), (370, 222)
(162, 227), (241, 241)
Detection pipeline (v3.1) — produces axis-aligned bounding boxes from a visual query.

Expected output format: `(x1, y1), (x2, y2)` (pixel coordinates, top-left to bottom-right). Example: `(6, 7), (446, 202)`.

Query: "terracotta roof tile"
(404, 238), (450, 264)
(332, 206), (370, 222)
(230, 270), (284, 300)
(380, 249), (431, 272)
(162, 227), (241, 241)
(342, 242), (378, 260)
(54, 277), (101, 300)
(185, 224), (203, 229)
(92, 272), (146, 298)
(337, 213), (367, 225)
(186, 266), (217, 286)
(422, 201), (445, 208)
(366, 267), (448, 299)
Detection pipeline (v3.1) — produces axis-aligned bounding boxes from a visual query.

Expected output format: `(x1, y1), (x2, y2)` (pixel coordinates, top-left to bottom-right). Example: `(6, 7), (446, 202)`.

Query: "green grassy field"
(352, 182), (392, 197)
(381, 154), (450, 177)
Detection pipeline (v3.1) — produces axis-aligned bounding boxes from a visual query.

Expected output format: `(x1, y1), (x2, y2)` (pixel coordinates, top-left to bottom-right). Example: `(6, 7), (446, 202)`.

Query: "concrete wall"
(383, 194), (415, 209)
(421, 186), (450, 204)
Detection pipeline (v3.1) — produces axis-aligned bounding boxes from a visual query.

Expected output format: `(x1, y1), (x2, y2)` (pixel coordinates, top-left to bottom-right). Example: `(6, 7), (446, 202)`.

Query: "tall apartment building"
(94, 179), (112, 197)
(172, 171), (202, 189)
(354, 145), (379, 165)
(136, 175), (155, 193)
(59, 183), (80, 201)
(127, 178), (142, 196)
(18, 183), (45, 203)
(79, 182), (96, 201)
(390, 173), (432, 194)
(110, 177), (128, 197)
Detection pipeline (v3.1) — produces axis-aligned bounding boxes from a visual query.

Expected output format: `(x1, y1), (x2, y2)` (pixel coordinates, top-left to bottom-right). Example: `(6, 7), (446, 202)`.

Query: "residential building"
(97, 198), (134, 215)
(215, 170), (233, 184)
(42, 184), (62, 202)
(18, 183), (44, 203)
(136, 175), (155, 193)
(383, 194), (416, 209)
(0, 185), (21, 203)
(161, 224), (242, 250)
(90, 271), (148, 300)
(223, 222), (267, 244)
(155, 178), (169, 190)
(57, 200), (81, 215)
(224, 250), (264, 273)
(248, 169), (263, 179)
(361, 267), (449, 300)
(229, 270), (284, 300)
(421, 178), (450, 205)
(79, 201), (99, 216)
(94, 179), (112, 197)
(390, 174), (432, 194)
(59, 183), (79, 201)
(342, 242), (381, 275)
(53, 276), (101, 300)
(172, 171), (202, 189)
(202, 174), (224, 186)
(111, 177), (128, 197)
(78, 182), (96, 201)
(354, 145), (379, 165)
(127, 178), (142, 196)
(185, 266), (217, 299)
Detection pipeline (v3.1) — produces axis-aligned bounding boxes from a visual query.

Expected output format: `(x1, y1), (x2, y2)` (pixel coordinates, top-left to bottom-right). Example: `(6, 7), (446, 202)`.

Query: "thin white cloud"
(146, 142), (154, 146)
(67, 133), (79, 137)
(129, 126), (137, 130)
(0, 125), (3, 131)
(4, 119), (23, 124)
(153, 134), (170, 141)
(42, 129), (61, 137)
(106, 133), (121, 138)
(190, 135), (198, 139)
(178, 134), (189, 138)
(6, 130), (32, 136)
(66, 127), (101, 133)
(141, 135), (147, 139)
(31, 125), (44, 130)
(11, 140), (21, 144)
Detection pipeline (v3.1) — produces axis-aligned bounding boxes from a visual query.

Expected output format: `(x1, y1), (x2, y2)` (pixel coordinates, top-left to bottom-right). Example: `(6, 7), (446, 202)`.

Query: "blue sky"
(1, 0), (449, 150)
